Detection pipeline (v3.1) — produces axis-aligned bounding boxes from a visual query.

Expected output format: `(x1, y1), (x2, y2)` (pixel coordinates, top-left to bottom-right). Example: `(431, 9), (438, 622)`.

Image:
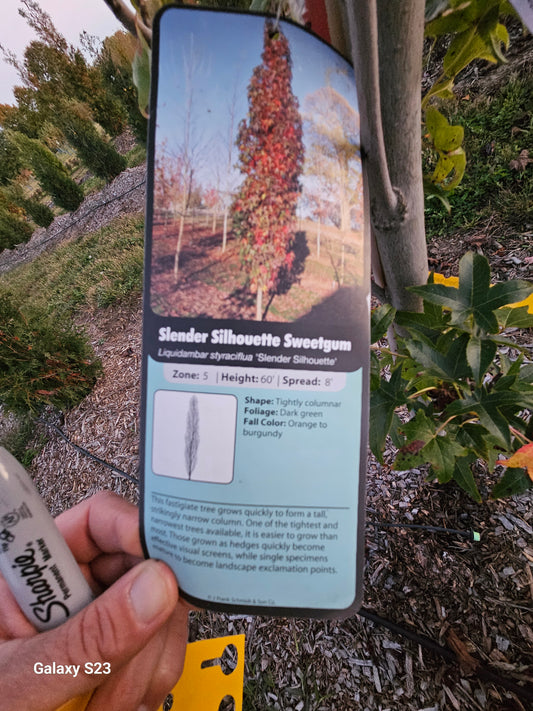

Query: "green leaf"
(446, 388), (530, 449)
(422, 76), (455, 107)
(394, 410), (468, 480)
(369, 367), (407, 461)
(458, 422), (502, 468)
(457, 251), (496, 330)
(132, 33), (151, 119)
(518, 364), (533, 385)
(432, 154), (455, 183)
(485, 280), (533, 311)
(425, 0), (483, 36)
(496, 305), (533, 329)
(394, 306), (448, 345)
(406, 332), (471, 382)
(442, 149), (466, 190)
(426, 108), (464, 152)
(425, 106), (448, 135)
(371, 304), (396, 344)
(453, 456), (482, 502)
(424, 178), (452, 212)
(424, 108), (466, 190)
(466, 336), (497, 386)
(491, 467), (532, 499)
(443, 4), (507, 78)
(410, 252), (524, 333)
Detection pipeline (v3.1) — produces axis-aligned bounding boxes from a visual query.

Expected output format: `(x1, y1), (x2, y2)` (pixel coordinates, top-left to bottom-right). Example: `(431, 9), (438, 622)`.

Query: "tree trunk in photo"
(256, 286), (263, 323)
(222, 208), (229, 252)
(173, 212), (185, 283)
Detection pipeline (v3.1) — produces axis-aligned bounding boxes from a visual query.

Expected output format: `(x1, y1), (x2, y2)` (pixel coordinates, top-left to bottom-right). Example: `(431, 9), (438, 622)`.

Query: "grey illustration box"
(140, 6), (369, 618)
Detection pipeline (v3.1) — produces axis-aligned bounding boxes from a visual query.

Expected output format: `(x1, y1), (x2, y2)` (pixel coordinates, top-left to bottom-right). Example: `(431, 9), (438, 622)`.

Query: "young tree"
(11, 131), (84, 212)
(96, 30), (148, 144)
(0, 131), (22, 185)
(5, 1), (127, 137)
(232, 20), (304, 321)
(0, 202), (33, 252)
(2, 182), (54, 228)
(53, 101), (126, 182)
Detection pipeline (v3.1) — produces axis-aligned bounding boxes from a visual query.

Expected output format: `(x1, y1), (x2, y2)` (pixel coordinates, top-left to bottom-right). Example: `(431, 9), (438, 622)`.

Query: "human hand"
(0, 491), (189, 711)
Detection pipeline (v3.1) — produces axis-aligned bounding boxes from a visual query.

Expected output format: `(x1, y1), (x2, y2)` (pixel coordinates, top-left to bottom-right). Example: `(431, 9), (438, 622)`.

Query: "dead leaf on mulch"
(447, 628), (480, 675)
(509, 149), (532, 171)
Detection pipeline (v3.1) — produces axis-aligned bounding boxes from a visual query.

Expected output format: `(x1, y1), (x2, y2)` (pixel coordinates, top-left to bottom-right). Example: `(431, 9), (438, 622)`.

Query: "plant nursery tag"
(140, 6), (369, 618)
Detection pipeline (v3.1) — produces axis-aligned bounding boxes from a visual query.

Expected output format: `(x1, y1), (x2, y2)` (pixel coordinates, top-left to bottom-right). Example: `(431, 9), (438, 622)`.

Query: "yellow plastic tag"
(158, 634), (245, 711)
(56, 692), (92, 711)
(55, 635), (245, 711)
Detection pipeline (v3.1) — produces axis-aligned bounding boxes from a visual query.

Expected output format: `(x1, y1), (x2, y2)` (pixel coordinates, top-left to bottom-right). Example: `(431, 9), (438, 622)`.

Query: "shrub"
(18, 195), (54, 228)
(55, 106), (127, 182)
(0, 291), (101, 416)
(0, 207), (32, 251)
(3, 183), (54, 228)
(13, 132), (84, 212)
(371, 252), (533, 500)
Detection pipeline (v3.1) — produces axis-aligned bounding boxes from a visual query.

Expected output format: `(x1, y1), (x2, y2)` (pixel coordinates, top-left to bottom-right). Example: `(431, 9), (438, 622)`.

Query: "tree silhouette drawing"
(184, 395), (199, 479)
(232, 21), (304, 321)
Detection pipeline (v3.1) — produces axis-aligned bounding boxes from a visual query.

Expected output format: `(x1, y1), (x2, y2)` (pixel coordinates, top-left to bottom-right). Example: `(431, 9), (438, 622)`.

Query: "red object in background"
(305, 0), (331, 43)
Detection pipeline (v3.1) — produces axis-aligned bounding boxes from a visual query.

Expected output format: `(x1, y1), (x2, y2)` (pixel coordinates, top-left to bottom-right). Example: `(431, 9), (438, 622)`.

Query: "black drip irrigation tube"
(37, 418), (138, 485)
(34, 418), (533, 703)
(358, 608), (533, 704)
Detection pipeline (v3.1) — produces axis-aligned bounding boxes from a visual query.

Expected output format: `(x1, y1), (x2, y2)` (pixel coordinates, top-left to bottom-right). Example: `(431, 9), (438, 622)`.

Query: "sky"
(154, 8), (360, 193)
(0, 0), (122, 105)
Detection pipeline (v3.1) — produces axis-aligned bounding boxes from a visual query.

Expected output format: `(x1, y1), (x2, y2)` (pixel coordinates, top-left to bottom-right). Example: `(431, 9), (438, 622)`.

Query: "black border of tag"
(139, 4), (368, 619)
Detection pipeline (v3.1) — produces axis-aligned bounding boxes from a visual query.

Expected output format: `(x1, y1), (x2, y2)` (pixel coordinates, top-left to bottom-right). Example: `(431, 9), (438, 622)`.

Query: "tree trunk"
(222, 208), (228, 252)
(330, 0), (429, 311)
(173, 213), (185, 283)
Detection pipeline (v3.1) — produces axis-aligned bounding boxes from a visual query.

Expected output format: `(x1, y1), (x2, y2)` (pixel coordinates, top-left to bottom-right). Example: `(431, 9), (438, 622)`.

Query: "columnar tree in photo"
(184, 395), (199, 479)
(304, 86), (361, 235)
(232, 21), (304, 321)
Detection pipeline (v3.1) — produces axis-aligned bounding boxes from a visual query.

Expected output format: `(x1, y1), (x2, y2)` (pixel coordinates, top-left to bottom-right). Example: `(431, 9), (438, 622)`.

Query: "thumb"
(4, 559), (178, 711)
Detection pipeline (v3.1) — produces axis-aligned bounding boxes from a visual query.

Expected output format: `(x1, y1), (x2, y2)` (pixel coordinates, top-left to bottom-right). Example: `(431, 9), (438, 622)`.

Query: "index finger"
(55, 491), (143, 563)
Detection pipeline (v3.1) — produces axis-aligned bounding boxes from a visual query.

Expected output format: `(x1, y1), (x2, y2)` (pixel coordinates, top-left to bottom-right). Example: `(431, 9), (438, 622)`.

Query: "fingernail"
(130, 562), (171, 624)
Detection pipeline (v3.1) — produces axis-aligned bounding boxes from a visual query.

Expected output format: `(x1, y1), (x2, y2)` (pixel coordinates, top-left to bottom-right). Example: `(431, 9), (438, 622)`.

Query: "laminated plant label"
(140, 6), (369, 618)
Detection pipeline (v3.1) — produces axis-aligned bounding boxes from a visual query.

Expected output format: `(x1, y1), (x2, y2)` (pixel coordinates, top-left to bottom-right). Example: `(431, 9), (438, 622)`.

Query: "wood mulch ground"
(22, 277), (532, 710)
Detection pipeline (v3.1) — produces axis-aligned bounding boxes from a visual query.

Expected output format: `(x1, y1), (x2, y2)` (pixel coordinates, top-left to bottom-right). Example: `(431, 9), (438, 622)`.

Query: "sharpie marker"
(0, 447), (93, 631)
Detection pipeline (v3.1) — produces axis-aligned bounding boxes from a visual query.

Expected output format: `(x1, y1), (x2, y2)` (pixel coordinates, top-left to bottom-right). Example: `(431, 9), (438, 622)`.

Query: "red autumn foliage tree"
(232, 21), (304, 321)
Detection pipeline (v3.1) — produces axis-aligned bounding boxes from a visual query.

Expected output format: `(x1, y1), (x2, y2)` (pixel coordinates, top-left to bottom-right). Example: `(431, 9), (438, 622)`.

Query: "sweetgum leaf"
(411, 252), (531, 333)
(466, 336), (497, 386)
(446, 388), (530, 449)
(369, 367), (406, 461)
(406, 332), (471, 382)
(394, 410), (468, 480)
(453, 457), (482, 502)
(371, 304), (396, 344)
(491, 467), (532, 499)
(496, 305), (533, 329)
(496, 442), (533, 480)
